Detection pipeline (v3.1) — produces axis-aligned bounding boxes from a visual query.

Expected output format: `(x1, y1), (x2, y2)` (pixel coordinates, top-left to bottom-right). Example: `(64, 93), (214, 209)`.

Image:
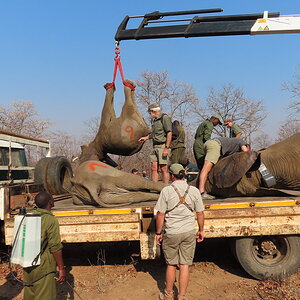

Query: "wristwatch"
(165, 146), (171, 149)
(156, 232), (162, 235)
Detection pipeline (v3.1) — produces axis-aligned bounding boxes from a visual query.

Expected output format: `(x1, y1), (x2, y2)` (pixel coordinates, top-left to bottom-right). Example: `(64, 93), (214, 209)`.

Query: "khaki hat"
(211, 114), (223, 125)
(169, 163), (185, 175)
(148, 103), (160, 111)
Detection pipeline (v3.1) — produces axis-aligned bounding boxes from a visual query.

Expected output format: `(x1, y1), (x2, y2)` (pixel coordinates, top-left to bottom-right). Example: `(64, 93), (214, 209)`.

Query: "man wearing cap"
(155, 164), (205, 300)
(223, 118), (242, 138)
(193, 114), (223, 170)
(139, 103), (172, 184)
(199, 137), (249, 200)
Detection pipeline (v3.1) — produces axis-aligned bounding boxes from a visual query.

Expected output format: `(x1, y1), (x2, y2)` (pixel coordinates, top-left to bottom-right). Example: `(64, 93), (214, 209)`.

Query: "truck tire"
(34, 157), (52, 189)
(45, 156), (73, 195)
(234, 235), (300, 280)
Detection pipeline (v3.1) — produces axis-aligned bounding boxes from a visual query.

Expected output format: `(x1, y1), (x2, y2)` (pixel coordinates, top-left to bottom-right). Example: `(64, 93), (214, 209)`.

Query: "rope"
(105, 44), (135, 91)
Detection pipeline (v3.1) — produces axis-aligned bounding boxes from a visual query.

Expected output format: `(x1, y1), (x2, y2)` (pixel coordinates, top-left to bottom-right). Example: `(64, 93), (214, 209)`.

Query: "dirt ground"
(1, 239), (300, 300)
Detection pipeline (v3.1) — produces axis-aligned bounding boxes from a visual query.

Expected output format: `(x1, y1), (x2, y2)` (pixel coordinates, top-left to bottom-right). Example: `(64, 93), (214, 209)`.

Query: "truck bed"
(4, 192), (300, 250)
(51, 191), (300, 213)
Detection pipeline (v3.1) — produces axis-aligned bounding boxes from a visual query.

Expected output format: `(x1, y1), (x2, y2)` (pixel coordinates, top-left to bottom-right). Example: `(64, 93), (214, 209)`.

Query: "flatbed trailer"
(2, 184), (300, 280)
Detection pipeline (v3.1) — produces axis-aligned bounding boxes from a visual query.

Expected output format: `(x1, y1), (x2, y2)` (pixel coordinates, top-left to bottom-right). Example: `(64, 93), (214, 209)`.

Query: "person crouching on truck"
(155, 164), (205, 300)
(199, 137), (249, 200)
(23, 191), (66, 300)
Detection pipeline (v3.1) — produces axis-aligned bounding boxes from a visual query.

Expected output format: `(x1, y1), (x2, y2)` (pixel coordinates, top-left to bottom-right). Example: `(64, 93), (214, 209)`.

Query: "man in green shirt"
(193, 114), (223, 169)
(139, 103), (172, 184)
(170, 120), (188, 166)
(223, 118), (242, 138)
(23, 191), (65, 300)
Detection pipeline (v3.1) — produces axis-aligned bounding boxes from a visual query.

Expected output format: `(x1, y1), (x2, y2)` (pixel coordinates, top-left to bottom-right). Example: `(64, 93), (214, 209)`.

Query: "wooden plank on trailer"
(203, 213), (300, 238)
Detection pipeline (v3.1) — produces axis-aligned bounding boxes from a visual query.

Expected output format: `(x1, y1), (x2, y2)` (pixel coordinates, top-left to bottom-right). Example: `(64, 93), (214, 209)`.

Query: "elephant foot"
(104, 82), (115, 90)
(124, 79), (135, 88)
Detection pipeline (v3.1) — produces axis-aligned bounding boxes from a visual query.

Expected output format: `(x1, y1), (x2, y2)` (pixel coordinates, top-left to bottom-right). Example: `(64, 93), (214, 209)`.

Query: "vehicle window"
(11, 149), (25, 166)
(0, 148), (9, 166)
(0, 149), (4, 165)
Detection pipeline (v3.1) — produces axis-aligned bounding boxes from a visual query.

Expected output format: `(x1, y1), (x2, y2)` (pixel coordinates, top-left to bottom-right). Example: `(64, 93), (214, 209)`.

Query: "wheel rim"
(251, 236), (289, 266)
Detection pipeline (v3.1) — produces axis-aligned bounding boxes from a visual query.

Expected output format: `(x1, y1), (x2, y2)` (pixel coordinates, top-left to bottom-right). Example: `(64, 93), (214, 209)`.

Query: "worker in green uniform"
(193, 114), (223, 169)
(23, 191), (66, 300)
(170, 120), (188, 166)
(139, 103), (172, 184)
(223, 118), (242, 138)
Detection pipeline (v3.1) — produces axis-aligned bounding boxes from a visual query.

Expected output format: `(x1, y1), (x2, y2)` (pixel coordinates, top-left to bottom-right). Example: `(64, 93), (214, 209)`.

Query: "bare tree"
(252, 133), (273, 151)
(81, 116), (100, 144)
(282, 67), (300, 121)
(47, 130), (81, 160)
(0, 101), (51, 137)
(276, 121), (300, 142)
(135, 70), (200, 124)
(193, 84), (266, 144)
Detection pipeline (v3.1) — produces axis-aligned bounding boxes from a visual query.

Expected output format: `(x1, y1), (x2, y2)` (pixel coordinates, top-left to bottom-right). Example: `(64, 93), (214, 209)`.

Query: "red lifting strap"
(105, 47), (135, 91)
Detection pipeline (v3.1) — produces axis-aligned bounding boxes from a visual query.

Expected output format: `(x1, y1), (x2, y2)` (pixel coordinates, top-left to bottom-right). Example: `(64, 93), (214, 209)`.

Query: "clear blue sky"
(0, 1), (299, 137)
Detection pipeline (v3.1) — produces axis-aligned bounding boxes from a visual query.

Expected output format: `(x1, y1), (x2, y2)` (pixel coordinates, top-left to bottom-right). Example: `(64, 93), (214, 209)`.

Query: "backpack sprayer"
(8, 206), (57, 285)
(10, 207), (42, 268)
(8, 206), (84, 299)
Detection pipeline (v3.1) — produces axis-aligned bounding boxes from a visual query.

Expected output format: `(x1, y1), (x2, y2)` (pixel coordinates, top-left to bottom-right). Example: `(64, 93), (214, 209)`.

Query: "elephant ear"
(208, 151), (259, 188)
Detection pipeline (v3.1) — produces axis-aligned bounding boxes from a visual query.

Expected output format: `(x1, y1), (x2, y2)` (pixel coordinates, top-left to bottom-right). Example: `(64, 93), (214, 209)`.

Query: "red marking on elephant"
(88, 162), (109, 171)
(125, 125), (134, 140)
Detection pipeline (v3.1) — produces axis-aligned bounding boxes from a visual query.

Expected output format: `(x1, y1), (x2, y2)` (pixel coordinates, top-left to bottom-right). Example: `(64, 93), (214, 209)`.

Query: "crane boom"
(115, 9), (300, 42)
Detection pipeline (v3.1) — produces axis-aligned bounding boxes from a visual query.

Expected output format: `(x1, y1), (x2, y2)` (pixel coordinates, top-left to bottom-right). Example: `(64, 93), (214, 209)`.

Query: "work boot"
(159, 289), (174, 300)
(201, 192), (216, 200)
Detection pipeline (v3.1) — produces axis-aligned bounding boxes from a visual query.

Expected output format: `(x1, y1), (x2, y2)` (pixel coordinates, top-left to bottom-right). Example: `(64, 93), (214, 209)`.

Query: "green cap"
(169, 163), (185, 175)
(211, 113), (223, 125)
(148, 103), (160, 111)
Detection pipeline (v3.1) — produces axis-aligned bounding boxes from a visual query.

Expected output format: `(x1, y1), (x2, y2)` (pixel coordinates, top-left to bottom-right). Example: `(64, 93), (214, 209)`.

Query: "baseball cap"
(169, 163), (185, 175)
(148, 103), (160, 111)
(131, 168), (139, 173)
(211, 114), (223, 125)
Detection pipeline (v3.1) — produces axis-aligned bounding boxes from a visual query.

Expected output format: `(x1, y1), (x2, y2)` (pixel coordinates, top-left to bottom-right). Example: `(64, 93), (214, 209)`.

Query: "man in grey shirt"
(199, 137), (249, 200)
(155, 163), (204, 300)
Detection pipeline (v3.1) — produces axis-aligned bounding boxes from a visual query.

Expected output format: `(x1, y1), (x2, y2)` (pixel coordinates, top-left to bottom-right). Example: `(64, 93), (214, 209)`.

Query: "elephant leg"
(100, 83), (117, 127)
(113, 174), (166, 192)
(100, 191), (160, 206)
(120, 80), (136, 119)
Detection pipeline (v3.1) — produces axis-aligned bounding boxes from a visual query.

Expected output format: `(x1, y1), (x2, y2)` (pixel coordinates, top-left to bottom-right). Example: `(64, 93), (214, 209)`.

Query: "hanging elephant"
(71, 160), (165, 207)
(205, 133), (300, 197)
(78, 80), (150, 165)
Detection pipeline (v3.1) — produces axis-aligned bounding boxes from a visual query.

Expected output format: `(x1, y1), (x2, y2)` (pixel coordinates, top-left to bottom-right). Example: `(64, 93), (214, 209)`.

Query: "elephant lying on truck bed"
(205, 133), (300, 197)
(71, 161), (166, 207)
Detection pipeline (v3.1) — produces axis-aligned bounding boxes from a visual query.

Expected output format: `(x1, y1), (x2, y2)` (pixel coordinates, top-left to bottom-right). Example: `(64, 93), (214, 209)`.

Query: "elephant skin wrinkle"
(206, 133), (300, 197)
(71, 160), (166, 207)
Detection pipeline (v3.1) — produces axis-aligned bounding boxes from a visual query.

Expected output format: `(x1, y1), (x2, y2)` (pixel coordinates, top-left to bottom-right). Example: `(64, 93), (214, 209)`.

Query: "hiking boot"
(201, 192), (216, 200)
(159, 289), (174, 300)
